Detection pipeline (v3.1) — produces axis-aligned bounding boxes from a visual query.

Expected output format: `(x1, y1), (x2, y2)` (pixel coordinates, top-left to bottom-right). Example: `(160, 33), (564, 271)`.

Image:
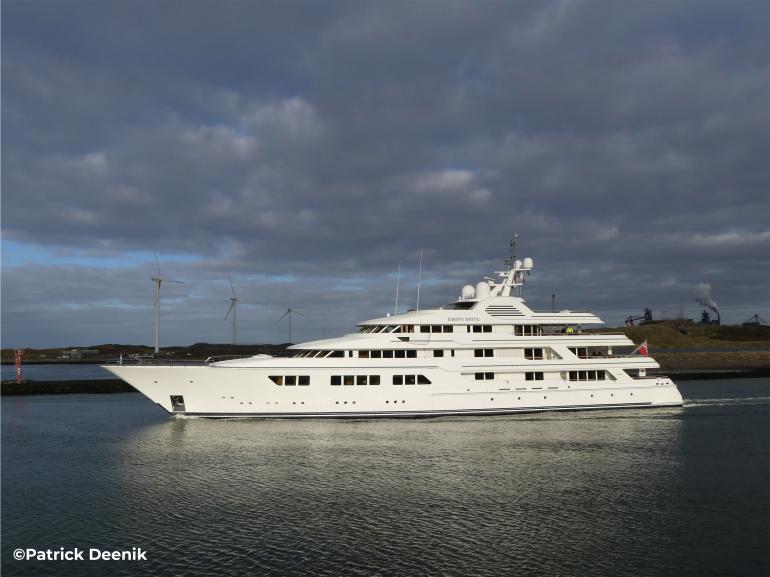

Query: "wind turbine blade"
(165, 279), (184, 284)
(228, 274), (237, 298)
(293, 309), (309, 318)
(225, 301), (235, 320)
(275, 310), (289, 323)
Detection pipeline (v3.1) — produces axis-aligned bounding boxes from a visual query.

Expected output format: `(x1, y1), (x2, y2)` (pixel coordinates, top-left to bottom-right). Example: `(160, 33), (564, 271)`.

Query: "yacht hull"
(104, 364), (683, 418)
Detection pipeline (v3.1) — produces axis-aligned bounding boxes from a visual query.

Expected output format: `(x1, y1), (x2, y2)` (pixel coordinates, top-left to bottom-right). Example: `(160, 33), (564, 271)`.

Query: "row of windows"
(393, 374), (432, 385)
(568, 370), (606, 381)
(569, 347), (589, 358)
(294, 350), (345, 358)
(525, 371), (544, 381)
(359, 350), (418, 359)
(419, 325), (454, 333)
(475, 372), (495, 380)
(269, 375), (310, 386)
(331, 375), (381, 386)
(467, 325), (493, 333)
(524, 348), (544, 360)
(474, 349), (494, 357)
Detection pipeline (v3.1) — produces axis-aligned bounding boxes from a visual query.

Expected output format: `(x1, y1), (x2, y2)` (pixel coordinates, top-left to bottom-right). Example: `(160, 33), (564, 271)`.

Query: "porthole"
(630, 393), (633, 396)
(490, 398), (494, 401)
(336, 401), (339, 405)
(544, 396), (547, 399)
(518, 397), (521, 400)
(590, 394), (594, 398)
(402, 400), (405, 403)
(386, 400), (389, 404)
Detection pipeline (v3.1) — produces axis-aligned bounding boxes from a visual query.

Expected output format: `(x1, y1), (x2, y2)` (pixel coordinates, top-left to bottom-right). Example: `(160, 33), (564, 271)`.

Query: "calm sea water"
(2, 379), (769, 577)
(1, 363), (112, 381)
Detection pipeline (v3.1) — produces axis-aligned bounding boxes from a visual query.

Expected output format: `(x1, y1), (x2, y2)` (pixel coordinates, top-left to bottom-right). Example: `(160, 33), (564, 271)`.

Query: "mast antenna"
(416, 250), (423, 312)
(394, 260), (402, 316)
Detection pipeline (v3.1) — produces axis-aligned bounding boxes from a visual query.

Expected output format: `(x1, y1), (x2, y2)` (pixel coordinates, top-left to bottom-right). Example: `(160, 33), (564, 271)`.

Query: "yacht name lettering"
(448, 317), (480, 321)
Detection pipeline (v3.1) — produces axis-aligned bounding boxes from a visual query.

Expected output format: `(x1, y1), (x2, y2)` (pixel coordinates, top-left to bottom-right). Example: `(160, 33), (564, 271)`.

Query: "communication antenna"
(394, 260), (402, 316)
(506, 233), (519, 270)
(416, 250), (423, 312)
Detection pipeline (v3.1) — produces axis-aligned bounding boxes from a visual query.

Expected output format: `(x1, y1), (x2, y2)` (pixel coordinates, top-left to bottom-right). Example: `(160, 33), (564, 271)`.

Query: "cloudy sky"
(2, 0), (769, 348)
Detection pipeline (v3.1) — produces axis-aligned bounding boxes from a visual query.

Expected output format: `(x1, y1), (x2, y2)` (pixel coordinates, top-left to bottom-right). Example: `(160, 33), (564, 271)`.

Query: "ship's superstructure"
(104, 239), (683, 417)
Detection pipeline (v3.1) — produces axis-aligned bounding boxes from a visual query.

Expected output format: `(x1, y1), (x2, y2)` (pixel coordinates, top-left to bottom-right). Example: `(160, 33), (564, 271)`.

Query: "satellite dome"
(514, 259), (523, 270)
(475, 281), (491, 299)
(461, 285), (476, 300)
(523, 257), (534, 269)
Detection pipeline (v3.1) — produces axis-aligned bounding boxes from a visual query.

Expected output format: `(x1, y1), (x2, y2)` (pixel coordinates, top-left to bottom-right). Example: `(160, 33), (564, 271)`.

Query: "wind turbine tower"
(151, 252), (183, 354)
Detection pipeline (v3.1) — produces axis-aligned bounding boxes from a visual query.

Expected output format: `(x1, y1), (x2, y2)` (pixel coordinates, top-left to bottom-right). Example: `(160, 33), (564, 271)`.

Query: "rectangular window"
(485, 372), (494, 380)
(331, 375), (341, 386)
(383, 350), (394, 358)
(417, 374), (431, 384)
(405, 374), (416, 385)
(597, 370), (605, 380)
(483, 325), (492, 333)
(269, 375), (283, 385)
(370, 375), (380, 385)
(405, 350), (415, 358)
(588, 370), (596, 381)
(357, 375), (367, 386)
(393, 375), (403, 385)
(298, 375), (310, 386)
(285, 375), (296, 386)
(395, 350), (406, 358)
(579, 371), (587, 381)
(525, 348), (544, 360)
(420, 326), (430, 333)
(433, 350), (444, 357)
(473, 325), (482, 333)
(525, 372), (544, 381)
(359, 350), (370, 358)
(431, 325), (441, 333)
(343, 375), (354, 386)
(475, 372), (485, 380)
(475, 349), (493, 357)
(371, 350), (382, 358)
(569, 371), (577, 381)
(329, 350), (344, 358)
(442, 325), (453, 333)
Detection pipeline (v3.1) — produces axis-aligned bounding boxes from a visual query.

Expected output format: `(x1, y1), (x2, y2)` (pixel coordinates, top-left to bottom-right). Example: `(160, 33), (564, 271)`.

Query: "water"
(2, 379), (769, 576)
(1, 363), (113, 381)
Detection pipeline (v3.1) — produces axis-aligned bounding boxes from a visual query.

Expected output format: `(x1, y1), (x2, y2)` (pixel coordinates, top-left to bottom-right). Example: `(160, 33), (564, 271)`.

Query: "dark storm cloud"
(2, 0), (769, 346)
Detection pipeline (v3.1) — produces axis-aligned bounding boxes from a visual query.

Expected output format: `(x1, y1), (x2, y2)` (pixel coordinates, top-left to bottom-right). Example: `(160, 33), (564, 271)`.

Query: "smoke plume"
(695, 282), (719, 314)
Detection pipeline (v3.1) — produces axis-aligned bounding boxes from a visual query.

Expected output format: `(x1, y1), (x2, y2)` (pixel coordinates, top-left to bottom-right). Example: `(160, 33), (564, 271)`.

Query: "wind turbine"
(275, 307), (308, 343)
(151, 251), (183, 354)
(224, 274), (238, 345)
